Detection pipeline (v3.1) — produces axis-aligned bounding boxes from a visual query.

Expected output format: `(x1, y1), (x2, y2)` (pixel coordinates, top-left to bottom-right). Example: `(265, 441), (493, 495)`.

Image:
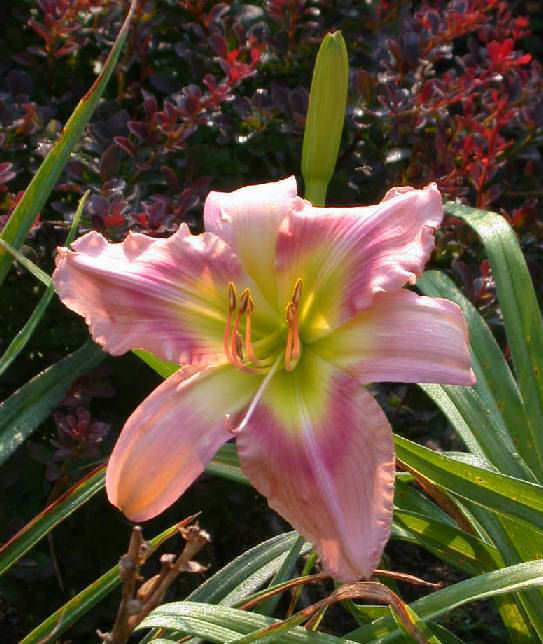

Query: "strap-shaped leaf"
(0, 340), (105, 465)
(443, 202), (543, 477)
(0, 465), (105, 576)
(0, 0), (139, 285)
(466, 506), (543, 640)
(0, 444), (247, 576)
(392, 509), (500, 575)
(417, 270), (535, 481)
(140, 602), (357, 644)
(0, 191), (88, 377)
(394, 435), (543, 532)
(348, 560), (543, 643)
(188, 531), (307, 605)
(22, 531), (309, 644)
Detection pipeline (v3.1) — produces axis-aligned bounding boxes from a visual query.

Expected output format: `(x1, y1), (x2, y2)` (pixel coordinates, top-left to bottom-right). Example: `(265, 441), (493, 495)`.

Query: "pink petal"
(106, 363), (258, 522)
(276, 184), (443, 337)
(314, 289), (475, 385)
(204, 176), (301, 307)
(53, 227), (245, 365)
(236, 351), (395, 581)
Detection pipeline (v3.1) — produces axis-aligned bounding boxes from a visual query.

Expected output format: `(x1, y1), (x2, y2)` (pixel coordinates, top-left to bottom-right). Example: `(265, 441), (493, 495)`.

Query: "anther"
(239, 288), (250, 314)
(291, 278), (303, 306)
(228, 282), (237, 312)
(243, 293), (260, 363)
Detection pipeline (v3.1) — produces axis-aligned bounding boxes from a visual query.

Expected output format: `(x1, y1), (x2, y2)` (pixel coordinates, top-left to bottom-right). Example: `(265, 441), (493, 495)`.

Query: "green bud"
(301, 31), (348, 206)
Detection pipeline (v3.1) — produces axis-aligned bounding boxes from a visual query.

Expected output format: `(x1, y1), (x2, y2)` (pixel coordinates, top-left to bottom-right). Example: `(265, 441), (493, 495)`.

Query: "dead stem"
(97, 516), (209, 644)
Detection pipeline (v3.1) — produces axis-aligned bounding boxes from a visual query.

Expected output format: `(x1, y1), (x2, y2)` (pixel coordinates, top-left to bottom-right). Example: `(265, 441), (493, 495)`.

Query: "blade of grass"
(0, 340), (105, 465)
(0, 191), (88, 377)
(0, 0), (139, 286)
(444, 202), (543, 477)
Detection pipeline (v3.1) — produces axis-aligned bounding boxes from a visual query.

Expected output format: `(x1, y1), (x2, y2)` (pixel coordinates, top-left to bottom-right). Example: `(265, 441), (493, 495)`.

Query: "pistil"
(226, 354), (282, 434)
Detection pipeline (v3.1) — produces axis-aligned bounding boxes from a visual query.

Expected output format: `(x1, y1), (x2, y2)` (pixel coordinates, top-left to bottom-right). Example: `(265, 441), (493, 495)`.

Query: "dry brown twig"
(97, 515), (209, 644)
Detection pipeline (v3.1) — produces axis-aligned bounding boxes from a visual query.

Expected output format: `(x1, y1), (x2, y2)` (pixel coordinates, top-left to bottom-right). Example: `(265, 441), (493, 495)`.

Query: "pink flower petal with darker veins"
(237, 351), (395, 581)
(276, 184), (443, 338)
(53, 226), (245, 366)
(313, 289), (475, 386)
(106, 363), (259, 522)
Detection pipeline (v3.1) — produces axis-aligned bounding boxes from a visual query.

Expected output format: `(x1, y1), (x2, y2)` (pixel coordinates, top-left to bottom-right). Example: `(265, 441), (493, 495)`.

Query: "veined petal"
(313, 290), (475, 385)
(53, 227), (245, 365)
(106, 363), (259, 522)
(204, 176), (301, 307)
(276, 184), (443, 339)
(236, 350), (395, 581)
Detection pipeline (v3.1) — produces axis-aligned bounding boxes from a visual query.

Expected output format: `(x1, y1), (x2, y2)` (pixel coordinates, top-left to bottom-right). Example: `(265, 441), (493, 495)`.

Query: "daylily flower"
(53, 177), (474, 581)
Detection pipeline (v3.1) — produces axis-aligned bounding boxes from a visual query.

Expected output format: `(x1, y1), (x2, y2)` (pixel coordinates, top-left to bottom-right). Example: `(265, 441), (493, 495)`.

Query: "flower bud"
(302, 31), (348, 206)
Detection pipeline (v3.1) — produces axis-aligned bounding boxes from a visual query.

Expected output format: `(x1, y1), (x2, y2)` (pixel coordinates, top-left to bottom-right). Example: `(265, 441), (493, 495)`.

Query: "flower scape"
(53, 176), (474, 582)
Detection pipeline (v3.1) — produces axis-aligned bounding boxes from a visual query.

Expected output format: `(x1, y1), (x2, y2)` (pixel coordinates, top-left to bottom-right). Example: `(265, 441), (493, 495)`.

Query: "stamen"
(243, 294), (260, 363)
(284, 302), (297, 371)
(291, 302), (300, 363)
(291, 278), (303, 306)
(235, 332), (244, 362)
(228, 354), (282, 435)
(224, 282), (237, 363)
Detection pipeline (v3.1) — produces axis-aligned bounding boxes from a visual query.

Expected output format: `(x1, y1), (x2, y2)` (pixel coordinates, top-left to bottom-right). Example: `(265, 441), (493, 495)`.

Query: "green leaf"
(0, 191), (88, 377)
(444, 202), (543, 477)
(395, 435), (543, 532)
(0, 238), (52, 287)
(133, 349), (179, 379)
(0, 0), (139, 286)
(392, 509), (500, 575)
(417, 270), (535, 481)
(0, 445), (247, 577)
(206, 443), (249, 486)
(256, 534), (306, 616)
(19, 523), (180, 644)
(140, 602), (357, 644)
(141, 532), (312, 644)
(394, 475), (455, 527)
(0, 340), (105, 465)
(466, 507), (543, 640)
(348, 559), (543, 643)
(188, 531), (308, 606)
(0, 465), (105, 576)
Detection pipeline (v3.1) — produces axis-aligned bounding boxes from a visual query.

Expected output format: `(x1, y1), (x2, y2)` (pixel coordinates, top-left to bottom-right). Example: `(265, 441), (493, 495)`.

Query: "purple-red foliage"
(1, 0), (541, 276)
